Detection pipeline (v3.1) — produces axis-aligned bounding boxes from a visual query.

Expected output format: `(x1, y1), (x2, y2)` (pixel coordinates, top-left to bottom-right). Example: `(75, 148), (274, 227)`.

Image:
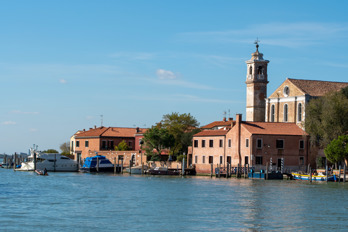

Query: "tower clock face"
(283, 86), (290, 96)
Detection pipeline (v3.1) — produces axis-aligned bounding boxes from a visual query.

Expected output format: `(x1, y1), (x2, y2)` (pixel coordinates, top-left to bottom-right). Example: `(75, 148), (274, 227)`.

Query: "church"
(189, 43), (348, 173)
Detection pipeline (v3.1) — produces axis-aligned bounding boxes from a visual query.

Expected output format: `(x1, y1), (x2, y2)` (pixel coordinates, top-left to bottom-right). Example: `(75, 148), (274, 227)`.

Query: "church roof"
(201, 120), (233, 129)
(288, 78), (348, 97)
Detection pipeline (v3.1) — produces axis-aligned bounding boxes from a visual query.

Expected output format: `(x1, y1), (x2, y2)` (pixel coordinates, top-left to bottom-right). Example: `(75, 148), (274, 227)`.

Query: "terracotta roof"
(194, 129), (230, 137)
(242, 122), (307, 136)
(201, 120), (233, 129)
(288, 78), (348, 97)
(75, 127), (147, 138)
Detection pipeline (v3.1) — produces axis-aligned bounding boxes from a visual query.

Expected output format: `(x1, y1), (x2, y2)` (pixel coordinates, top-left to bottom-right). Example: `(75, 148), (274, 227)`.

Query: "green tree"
(60, 142), (70, 154)
(42, 149), (59, 153)
(160, 112), (200, 156)
(142, 127), (175, 161)
(305, 89), (348, 147)
(324, 135), (348, 163)
(114, 140), (130, 151)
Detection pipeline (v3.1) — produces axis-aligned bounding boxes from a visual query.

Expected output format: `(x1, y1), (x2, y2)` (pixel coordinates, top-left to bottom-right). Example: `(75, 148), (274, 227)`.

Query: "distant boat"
(125, 165), (148, 174)
(291, 172), (337, 181)
(17, 148), (78, 172)
(148, 166), (180, 175)
(35, 169), (49, 176)
(80, 155), (120, 172)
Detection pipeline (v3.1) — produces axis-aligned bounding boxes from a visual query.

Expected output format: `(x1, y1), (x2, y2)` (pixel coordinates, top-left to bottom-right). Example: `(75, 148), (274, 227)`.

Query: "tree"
(305, 89), (348, 147)
(142, 127), (175, 161)
(324, 135), (348, 163)
(160, 112), (200, 156)
(42, 149), (59, 153)
(114, 140), (130, 151)
(60, 142), (70, 154)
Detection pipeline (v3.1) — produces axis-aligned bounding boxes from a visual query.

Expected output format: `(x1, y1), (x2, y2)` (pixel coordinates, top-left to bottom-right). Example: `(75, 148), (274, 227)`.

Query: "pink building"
(191, 114), (309, 174)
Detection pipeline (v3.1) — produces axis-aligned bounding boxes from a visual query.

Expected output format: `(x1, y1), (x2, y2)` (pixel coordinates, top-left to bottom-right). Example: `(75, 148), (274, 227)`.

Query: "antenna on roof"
(228, 109), (231, 118)
(100, 115), (103, 127)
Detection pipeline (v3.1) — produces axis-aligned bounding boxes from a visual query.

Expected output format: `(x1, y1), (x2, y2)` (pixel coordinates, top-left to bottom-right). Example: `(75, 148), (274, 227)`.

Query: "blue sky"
(1, 0), (348, 154)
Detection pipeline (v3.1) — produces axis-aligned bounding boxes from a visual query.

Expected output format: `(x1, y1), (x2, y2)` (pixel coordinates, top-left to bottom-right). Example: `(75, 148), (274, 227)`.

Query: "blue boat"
(80, 155), (120, 173)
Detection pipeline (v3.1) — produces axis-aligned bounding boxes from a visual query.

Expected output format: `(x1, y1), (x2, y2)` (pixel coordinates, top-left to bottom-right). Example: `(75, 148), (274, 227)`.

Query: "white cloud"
(59, 79), (67, 84)
(12, 110), (39, 115)
(29, 128), (38, 132)
(2, 121), (16, 125)
(156, 69), (177, 80)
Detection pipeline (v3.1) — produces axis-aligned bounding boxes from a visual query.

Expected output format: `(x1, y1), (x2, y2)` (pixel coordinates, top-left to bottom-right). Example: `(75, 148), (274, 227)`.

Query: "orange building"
(70, 126), (147, 165)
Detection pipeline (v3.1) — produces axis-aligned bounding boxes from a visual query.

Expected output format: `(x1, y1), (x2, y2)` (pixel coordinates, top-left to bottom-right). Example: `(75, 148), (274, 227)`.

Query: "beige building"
(265, 78), (348, 126)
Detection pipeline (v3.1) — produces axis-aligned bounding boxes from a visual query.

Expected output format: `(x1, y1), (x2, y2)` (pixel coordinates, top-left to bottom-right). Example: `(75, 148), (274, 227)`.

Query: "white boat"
(17, 148), (78, 172)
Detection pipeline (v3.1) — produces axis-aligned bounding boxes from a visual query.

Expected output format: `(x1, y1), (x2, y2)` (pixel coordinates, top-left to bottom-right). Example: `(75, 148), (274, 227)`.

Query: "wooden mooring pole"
(338, 165), (341, 183)
(210, 163), (213, 178)
(121, 159), (124, 174)
(344, 163), (346, 183)
(326, 164), (328, 183)
(309, 166), (312, 182)
(114, 157), (117, 174)
(266, 162), (269, 180)
(96, 156), (99, 173)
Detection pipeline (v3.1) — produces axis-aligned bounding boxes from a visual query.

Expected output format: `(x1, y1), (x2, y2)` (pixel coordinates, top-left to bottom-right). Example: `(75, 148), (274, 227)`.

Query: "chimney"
(223, 117), (226, 122)
(83, 129), (85, 132)
(228, 117), (233, 121)
(136, 127), (140, 133)
(236, 114), (242, 126)
(94, 125), (97, 129)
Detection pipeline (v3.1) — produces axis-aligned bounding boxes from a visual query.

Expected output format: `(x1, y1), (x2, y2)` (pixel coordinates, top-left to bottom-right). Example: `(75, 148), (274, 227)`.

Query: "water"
(1, 168), (348, 232)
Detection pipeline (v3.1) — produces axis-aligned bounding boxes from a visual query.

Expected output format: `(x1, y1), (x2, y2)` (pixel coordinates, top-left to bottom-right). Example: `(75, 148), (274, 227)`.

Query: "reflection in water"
(1, 169), (348, 231)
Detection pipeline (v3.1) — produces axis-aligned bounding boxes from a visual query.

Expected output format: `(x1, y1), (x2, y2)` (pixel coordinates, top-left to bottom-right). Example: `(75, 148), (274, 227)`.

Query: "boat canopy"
(82, 155), (112, 168)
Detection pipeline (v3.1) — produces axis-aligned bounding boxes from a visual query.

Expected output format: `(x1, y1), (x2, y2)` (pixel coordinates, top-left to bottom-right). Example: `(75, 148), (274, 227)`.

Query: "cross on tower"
(254, 38), (260, 51)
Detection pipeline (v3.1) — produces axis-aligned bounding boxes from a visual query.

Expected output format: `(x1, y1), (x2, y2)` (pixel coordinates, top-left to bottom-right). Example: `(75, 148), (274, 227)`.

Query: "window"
(246, 138), (249, 148)
(228, 139), (231, 147)
(271, 104), (275, 122)
(299, 157), (304, 165)
(256, 156), (263, 165)
(284, 104), (288, 122)
(108, 141), (114, 149)
(245, 156), (249, 165)
(249, 66), (252, 74)
(299, 140), (305, 149)
(76, 141), (80, 147)
(219, 139), (223, 147)
(257, 138), (263, 149)
(128, 141), (132, 148)
(220, 156), (223, 164)
(283, 86), (290, 96)
(102, 140), (107, 149)
(71, 141), (74, 149)
(202, 156), (205, 164)
(195, 156), (198, 163)
(227, 156), (231, 164)
(276, 139), (284, 149)
(209, 140), (214, 148)
(209, 156), (213, 164)
(194, 140), (198, 148)
(257, 66), (263, 74)
(202, 140), (206, 148)
(298, 103), (302, 122)
(85, 141), (89, 147)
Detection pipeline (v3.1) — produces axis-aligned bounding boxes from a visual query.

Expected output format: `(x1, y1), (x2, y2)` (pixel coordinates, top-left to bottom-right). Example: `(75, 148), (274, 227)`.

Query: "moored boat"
(17, 148), (78, 172)
(80, 155), (120, 172)
(291, 172), (337, 181)
(148, 166), (180, 175)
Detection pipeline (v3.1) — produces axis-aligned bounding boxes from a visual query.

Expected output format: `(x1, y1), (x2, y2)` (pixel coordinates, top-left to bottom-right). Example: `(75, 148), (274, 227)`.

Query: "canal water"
(1, 168), (348, 232)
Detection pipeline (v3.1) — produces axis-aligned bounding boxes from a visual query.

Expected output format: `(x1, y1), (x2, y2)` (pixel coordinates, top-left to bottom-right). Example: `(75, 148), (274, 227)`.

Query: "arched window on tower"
(271, 104), (275, 122)
(249, 66), (252, 75)
(284, 104), (288, 122)
(257, 66), (263, 75)
(297, 103), (302, 122)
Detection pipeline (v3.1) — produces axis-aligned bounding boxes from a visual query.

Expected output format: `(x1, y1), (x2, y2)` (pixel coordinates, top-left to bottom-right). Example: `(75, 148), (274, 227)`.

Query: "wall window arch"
(271, 104), (275, 122)
(284, 104), (288, 122)
(249, 66), (252, 75)
(297, 103), (302, 122)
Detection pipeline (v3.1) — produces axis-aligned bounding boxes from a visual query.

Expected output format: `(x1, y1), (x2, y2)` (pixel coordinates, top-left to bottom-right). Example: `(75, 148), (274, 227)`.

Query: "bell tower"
(245, 40), (269, 122)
